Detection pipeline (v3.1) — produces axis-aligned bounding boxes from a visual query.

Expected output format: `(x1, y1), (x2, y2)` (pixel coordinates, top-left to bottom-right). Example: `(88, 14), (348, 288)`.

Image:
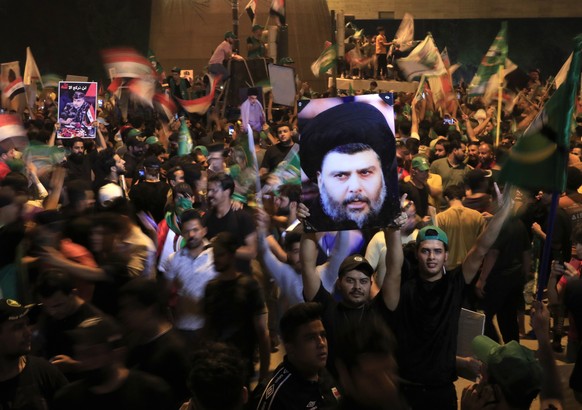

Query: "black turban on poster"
(299, 102), (396, 181)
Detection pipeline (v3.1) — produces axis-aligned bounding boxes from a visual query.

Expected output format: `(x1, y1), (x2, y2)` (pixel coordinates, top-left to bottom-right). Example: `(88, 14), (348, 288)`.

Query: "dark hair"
(97, 147), (117, 174)
(208, 172), (234, 196)
(283, 232), (301, 251)
(212, 232), (239, 255)
(279, 302), (322, 344)
(335, 315), (396, 371)
(72, 92), (85, 99)
(1, 171), (29, 196)
(275, 122), (291, 133)
(167, 166), (183, 182)
(70, 137), (84, 147)
(173, 182), (194, 198)
(36, 270), (75, 298)
(405, 138), (420, 156)
(179, 209), (203, 229)
(187, 343), (247, 410)
(464, 169), (490, 193)
(443, 184), (465, 201)
(278, 183), (301, 204)
(118, 278), (168, 317)
(398, 119), (412, 136)
(448, 138), (465, 154)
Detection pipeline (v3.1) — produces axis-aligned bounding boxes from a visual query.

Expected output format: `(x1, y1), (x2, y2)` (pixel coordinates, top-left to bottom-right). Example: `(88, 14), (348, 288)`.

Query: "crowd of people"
(1, 34), (582, 410)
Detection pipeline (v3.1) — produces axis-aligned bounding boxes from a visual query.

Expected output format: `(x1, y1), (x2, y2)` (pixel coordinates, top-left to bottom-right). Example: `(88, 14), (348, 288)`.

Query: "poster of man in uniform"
(298, 93), (399, 232)
(57, 81), (97, 138)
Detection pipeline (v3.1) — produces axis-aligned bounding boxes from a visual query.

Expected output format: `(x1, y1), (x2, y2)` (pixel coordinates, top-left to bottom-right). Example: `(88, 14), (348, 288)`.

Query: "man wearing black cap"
(0, 298), (68, 409)
(209, 31), (244, 82)
(300, 101), (399, 231)
(301, 224), (404, 379)
(247, 24), (266, 59)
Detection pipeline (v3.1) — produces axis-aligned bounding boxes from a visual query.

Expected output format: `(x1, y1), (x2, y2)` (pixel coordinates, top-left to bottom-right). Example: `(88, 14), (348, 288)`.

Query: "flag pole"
(536, 191), (560, 301)
(495, 64), (503, 147)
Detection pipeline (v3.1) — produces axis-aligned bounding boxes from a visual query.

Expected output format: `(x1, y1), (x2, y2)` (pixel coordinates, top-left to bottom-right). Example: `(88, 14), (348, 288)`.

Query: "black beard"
(68, 153), (85, 164)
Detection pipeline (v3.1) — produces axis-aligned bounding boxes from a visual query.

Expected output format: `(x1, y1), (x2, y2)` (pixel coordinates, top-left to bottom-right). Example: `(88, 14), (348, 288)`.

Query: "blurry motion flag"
(311, 43), (337, 78)
(499, 35), (582, 193)
(153, 92), (178, 122)
(102, 48), (155, 79)
(0, 114), (28, 150)
(468, 22), (508, 96)
(176, 75), (221, 115)
(394, 12), (415, 51)
(42, 73), (63, 89)
(246, 0), (257, 24)
(270, 0), (285, 26)
(397, 34), (446, 81)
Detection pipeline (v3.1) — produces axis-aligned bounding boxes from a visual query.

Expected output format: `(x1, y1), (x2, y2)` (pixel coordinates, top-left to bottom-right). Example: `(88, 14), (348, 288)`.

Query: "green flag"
(499, 35), (582, 193)
(147, 48), (166, 82)
(311, 44), (337, 78)
(468, 22), (508, 96)
(177, 117), (192, 156)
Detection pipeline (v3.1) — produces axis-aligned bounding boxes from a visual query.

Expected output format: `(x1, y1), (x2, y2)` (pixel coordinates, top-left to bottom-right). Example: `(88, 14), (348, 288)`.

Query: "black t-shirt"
(203, 275), (266, 373)
(399, 180), (429, 217)
(0, 355), (68, 410)
(260, 143), (294, 173)
(36, 302), (103, 361)
(254, 358), (340, 410)
(486, 216), (531, 283)
(386, 268), (466, 386)
(125, 328), (190, 408)
(312, 282), (389, 378)
(53, 369), (172, 410)
(204, 208), (256, 274)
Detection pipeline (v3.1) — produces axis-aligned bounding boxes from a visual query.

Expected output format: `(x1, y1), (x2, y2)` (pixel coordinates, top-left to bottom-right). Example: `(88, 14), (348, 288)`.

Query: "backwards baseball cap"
(417, 226), (448, 246)
(98, 183), (123, 207)
(0, 298), (32, 323)
(411, 156), (430, 171)
(472, 335), (542, 407)
(171, 66), (181, 73)
(338, 255), (374, 278)
(68, 316), (124, 348)
(225, 31), (237, 40)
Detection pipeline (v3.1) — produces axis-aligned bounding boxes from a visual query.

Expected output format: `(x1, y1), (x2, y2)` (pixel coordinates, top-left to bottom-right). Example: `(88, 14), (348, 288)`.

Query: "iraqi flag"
(3, 77), (25, 101)
(176, 75), (221, 115)
(245, 0), (257, 24)
(101, 48), (155, 79)
(270, 0), (285, 26)
(0, 114), (28, 150)
(128, 78), (156, 106)
(154, 92), (178, 122)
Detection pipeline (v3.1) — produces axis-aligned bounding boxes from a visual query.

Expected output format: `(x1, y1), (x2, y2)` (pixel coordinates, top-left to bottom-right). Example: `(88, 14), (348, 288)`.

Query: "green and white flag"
(397, 34), (446, 81)
(499, 35), (582, 193)
(311, 44), (337, 78)
(468, 22), (508, 96)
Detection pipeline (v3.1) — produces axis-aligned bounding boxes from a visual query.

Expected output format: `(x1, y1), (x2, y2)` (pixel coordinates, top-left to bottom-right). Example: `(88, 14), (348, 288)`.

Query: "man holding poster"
(299, 97), (399, 232)
(58, 82), (97, 138)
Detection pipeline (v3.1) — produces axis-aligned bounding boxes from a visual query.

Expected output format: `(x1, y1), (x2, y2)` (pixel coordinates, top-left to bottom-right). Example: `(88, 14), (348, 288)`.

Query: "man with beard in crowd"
(259, 123), (296, 177)
(161, 209), (217, 344)
(300, 102), (398, 232)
